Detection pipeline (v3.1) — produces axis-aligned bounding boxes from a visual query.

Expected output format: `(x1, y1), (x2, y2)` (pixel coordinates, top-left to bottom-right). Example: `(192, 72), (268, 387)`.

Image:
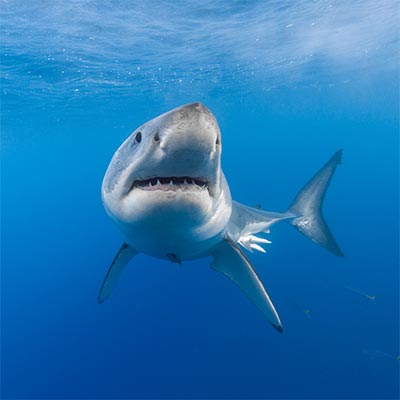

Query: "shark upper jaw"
(129, 176), (208, 193)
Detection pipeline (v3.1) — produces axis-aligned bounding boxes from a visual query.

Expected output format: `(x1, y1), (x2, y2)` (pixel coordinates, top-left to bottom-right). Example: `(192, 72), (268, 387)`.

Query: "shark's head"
(102, 102), (232, 259)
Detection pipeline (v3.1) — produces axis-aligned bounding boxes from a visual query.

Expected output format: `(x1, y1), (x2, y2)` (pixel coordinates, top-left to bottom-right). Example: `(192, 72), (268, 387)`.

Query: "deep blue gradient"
(1, 2), (399, 399)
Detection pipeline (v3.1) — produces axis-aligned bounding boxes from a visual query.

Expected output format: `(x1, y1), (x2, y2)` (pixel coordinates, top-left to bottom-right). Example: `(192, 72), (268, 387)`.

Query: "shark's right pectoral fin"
(209, 237), (283, 333)
(98, 243), (138, 304)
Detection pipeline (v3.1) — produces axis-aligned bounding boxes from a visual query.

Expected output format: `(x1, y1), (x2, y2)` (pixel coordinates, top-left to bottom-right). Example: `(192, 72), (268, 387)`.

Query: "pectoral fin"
(210, 237), (283, 332)
(98, 243), (138, 304)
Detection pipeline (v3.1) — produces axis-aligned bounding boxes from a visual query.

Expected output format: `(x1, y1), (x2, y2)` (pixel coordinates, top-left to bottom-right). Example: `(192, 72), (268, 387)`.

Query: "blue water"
(1, 2), (399, 399)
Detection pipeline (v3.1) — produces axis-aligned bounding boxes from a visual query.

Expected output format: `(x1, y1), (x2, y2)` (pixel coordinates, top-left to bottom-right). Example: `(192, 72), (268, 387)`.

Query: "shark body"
(100, 102), (343, 332)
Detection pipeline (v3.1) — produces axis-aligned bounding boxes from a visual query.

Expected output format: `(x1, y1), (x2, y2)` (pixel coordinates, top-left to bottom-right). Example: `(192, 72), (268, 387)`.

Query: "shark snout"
(183, 102), (213, 116)
(157, 102), (220, 156)
(159, 131), (217, 156)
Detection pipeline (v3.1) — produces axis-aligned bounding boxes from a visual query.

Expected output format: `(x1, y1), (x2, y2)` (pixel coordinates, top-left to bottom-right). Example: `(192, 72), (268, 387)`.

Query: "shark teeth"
(131, 176), (208, 192)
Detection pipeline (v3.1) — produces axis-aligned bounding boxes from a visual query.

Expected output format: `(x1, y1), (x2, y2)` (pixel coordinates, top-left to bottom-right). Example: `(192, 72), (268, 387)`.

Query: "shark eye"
(135, 131), (142, 143)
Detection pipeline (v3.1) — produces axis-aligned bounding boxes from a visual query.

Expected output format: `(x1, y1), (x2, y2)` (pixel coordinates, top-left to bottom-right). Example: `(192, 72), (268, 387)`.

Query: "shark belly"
(108, 185), (232, 261)
(119, 222), (225, 260)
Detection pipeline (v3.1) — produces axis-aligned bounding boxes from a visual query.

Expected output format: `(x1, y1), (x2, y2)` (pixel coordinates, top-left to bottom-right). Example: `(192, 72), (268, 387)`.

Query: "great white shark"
(100, 102), (343, 332)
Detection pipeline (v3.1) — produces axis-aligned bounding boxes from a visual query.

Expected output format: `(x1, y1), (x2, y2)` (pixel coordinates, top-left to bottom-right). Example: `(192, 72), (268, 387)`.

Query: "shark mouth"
(130, 176), (208, 192)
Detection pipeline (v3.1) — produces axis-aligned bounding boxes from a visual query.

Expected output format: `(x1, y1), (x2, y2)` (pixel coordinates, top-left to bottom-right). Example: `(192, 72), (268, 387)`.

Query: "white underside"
(106, 179), (232, 260)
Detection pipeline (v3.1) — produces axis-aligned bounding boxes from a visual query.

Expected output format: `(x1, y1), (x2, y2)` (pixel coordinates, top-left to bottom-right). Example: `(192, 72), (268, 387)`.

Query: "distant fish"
(362, 349), (399, 361)
(285, 297), (311, 319)
(99, 102), (344, 332)
(345, 286), (376, 302)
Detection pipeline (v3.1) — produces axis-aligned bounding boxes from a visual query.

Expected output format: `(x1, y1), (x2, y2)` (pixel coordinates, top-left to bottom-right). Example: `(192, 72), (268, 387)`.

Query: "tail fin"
(288, 149), (344, 257)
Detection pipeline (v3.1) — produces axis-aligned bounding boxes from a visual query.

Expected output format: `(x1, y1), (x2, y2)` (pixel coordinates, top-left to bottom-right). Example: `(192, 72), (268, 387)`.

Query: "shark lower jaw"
(129, 176), (209, 193)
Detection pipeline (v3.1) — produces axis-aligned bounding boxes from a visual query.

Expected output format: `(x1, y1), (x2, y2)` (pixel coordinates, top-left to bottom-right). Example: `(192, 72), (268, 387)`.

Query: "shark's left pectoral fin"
(209, 238), (283, 332)
(98, 243), (138, 304)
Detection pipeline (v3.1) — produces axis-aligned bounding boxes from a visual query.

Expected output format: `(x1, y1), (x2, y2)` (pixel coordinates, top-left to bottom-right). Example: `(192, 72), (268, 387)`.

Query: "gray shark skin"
(100, 102), (343, 332)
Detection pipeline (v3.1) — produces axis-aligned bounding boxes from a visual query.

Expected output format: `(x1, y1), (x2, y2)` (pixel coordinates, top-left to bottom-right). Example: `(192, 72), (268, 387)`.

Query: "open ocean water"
(1, 1), (399, 399)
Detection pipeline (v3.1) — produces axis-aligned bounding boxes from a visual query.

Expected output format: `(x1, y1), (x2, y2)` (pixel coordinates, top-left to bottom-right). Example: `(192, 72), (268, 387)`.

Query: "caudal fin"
(288, 149), (344, 257)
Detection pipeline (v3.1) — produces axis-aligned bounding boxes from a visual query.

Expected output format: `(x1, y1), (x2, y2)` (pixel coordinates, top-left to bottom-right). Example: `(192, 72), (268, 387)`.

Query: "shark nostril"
(216, 135), (220, 145)
(154, 131), (160, 143)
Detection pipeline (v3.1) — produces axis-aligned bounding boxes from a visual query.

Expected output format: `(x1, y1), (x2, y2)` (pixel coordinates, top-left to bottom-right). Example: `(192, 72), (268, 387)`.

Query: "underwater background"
(1, 1), (399, 399)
